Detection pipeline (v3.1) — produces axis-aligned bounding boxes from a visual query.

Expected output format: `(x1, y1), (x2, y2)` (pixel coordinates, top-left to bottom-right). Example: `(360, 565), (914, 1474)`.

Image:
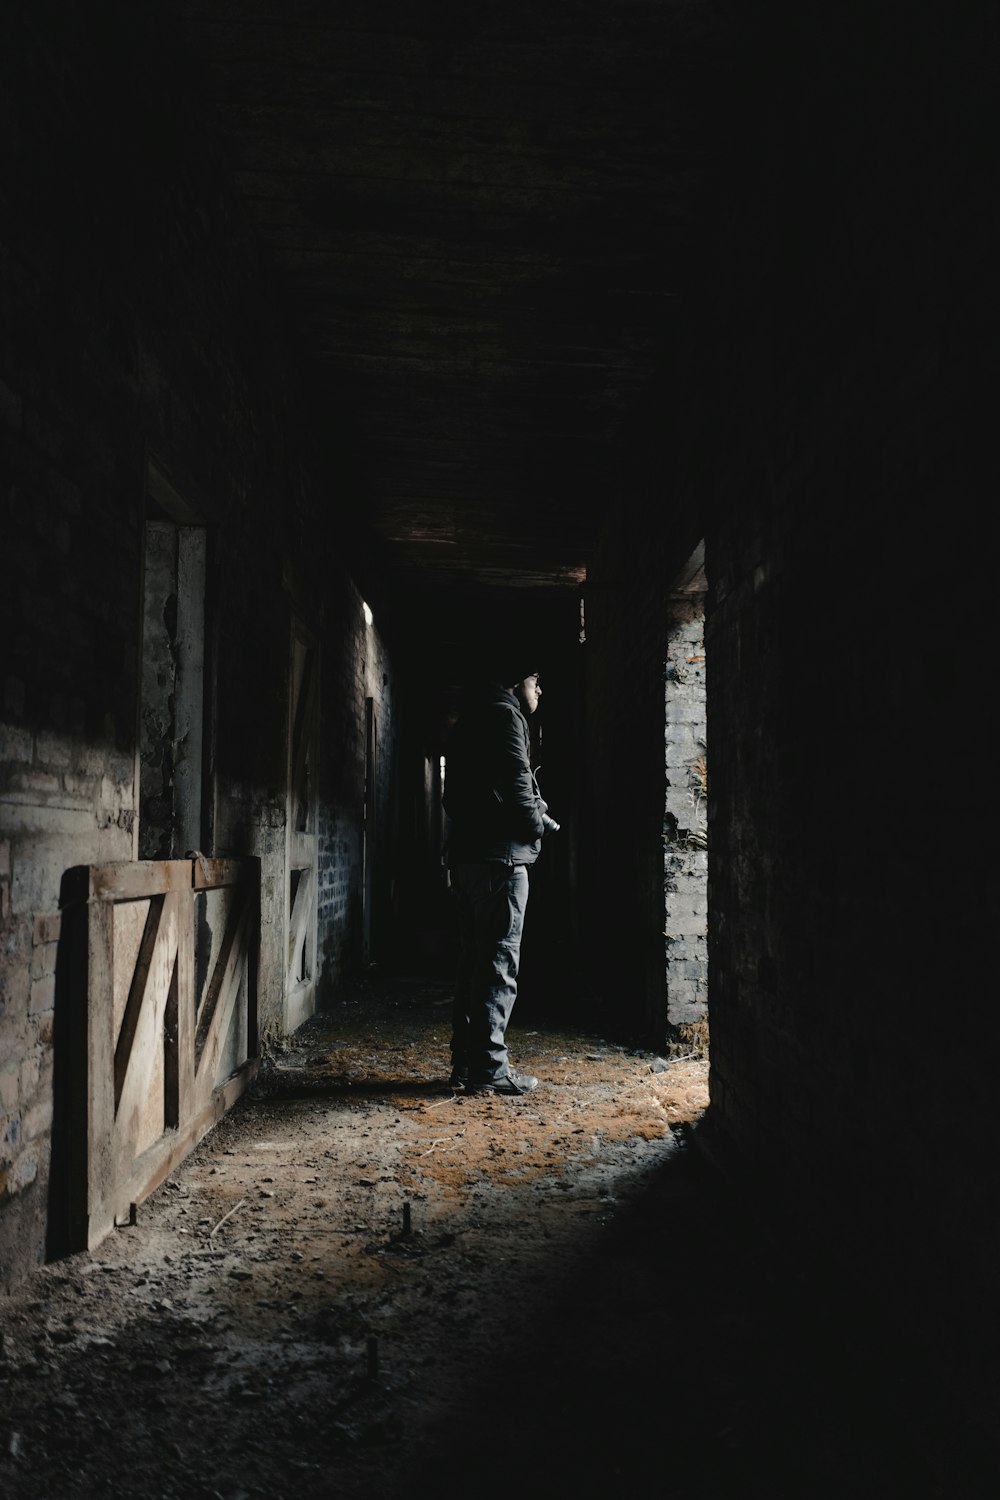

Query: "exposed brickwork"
(664, 590), (708, 1031)
(0, 3), (402, 1286)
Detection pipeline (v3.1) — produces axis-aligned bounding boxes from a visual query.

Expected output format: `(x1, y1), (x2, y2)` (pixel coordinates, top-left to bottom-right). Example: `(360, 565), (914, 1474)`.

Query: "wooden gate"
(80, 856), (259, 1248)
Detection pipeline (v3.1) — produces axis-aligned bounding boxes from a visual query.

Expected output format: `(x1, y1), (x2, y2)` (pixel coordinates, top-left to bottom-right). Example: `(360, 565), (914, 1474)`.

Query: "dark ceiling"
(175, 0), (736, 612)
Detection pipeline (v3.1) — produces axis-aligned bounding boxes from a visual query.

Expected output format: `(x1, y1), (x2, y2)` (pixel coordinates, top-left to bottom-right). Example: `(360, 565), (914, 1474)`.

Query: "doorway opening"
(137, 464), (213, 860)
(664, 541), (708, 1055)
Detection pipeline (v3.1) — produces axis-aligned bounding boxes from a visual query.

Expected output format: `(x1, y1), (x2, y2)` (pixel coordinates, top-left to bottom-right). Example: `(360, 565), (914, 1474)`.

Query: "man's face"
(514, 675), (542, 715)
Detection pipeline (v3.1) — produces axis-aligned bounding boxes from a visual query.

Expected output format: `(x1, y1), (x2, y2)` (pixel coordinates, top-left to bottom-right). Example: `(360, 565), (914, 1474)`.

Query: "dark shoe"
(449, 1067), (468, 1089)
(467, 1068), (539, 1096)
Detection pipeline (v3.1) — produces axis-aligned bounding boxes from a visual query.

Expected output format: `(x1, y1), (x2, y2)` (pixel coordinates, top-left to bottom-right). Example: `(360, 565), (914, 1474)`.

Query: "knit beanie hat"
(497, 665), (539, 689)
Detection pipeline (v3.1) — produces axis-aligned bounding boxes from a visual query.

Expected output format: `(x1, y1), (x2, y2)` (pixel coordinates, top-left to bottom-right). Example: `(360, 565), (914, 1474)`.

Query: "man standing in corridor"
(443, 667), (553, 1095)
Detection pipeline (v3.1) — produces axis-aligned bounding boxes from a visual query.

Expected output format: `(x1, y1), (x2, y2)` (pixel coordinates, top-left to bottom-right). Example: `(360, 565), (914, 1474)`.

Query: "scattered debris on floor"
(0, 978), (974, 1498)
(0, 979), (707, 1498)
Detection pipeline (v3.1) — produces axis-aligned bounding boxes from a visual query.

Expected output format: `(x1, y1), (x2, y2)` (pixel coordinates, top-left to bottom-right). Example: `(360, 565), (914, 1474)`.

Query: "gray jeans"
(450, 861), (529, 1084)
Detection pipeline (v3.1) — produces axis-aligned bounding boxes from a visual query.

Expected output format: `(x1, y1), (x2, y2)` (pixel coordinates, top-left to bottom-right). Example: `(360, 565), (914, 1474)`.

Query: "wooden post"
(86, 894), (116, 1249)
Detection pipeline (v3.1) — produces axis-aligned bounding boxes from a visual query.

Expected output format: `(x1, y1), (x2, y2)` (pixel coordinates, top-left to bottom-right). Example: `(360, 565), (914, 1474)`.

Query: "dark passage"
(1, 4), (994, 1491)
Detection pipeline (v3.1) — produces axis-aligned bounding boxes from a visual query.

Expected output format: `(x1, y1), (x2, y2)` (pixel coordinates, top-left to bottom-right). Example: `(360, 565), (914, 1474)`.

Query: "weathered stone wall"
(0, 1), (400, 1287)
(663, 588), (707, 1033)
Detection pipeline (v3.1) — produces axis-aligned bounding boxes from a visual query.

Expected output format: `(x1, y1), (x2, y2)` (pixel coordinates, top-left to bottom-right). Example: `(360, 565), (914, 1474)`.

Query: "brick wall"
(0, 1), (401, 1287)
(663, 586), (708, 1033)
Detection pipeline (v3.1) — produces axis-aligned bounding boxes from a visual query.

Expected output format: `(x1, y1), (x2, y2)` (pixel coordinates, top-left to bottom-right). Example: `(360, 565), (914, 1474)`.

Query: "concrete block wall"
(0, 1), (401, 1287)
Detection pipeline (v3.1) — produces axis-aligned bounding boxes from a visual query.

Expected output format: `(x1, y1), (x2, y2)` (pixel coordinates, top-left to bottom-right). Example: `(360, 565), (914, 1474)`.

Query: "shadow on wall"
(45, 868), (91, 1264)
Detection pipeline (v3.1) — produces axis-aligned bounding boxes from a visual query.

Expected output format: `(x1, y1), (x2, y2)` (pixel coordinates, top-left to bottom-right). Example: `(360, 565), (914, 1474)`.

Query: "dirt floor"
(0, 976), (989, 1499)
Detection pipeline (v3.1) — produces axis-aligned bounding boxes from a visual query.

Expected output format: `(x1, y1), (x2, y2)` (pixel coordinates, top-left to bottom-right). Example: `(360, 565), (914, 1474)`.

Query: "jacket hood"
(462, 682), (520, 710)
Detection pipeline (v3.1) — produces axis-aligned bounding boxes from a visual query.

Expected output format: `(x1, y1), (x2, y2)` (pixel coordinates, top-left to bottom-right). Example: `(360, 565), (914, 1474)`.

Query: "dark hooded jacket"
(443, 683), (546, 865)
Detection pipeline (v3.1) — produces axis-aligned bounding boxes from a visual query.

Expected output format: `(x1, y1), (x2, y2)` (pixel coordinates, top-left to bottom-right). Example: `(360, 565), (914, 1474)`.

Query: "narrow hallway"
(0, 978), (983, 1500)
(2, 6), (995, 1494)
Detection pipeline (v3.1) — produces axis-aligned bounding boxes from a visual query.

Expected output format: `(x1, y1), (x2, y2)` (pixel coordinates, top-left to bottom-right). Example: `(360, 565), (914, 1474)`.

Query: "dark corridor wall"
(586, 0), (995, 1393)
(706, 0), (994, 1377)
(0, 3), (399, 1287)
